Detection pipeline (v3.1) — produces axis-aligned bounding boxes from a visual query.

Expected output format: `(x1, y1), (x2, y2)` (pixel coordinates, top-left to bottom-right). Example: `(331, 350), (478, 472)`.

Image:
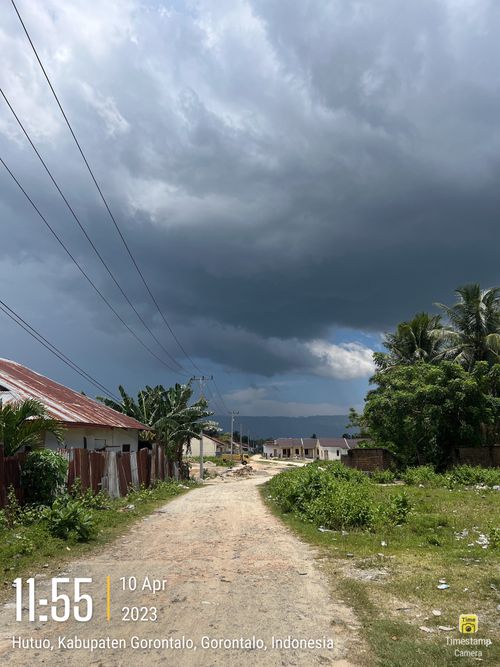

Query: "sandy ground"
(0, 462), (361, 666)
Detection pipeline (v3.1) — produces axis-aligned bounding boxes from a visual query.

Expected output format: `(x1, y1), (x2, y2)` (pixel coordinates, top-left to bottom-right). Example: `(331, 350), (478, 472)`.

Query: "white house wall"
(45, 427), (139, 452)
(184, 435), (217, 457)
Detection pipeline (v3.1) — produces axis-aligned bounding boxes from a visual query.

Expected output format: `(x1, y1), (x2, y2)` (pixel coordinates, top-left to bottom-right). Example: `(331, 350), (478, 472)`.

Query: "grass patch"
(0, 480), (197, 601)
(262, 467), (500, 666)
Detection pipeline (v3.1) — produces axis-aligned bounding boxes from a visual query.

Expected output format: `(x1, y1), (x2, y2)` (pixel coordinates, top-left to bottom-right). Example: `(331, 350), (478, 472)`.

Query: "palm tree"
(97, 383), (212, 469)
(436, 284), (500, 369)
(375, 312), (444, 370)
(0, 399), (64, 456)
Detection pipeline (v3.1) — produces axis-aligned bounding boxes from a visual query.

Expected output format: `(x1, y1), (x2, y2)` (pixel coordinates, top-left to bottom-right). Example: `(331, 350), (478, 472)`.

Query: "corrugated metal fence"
(0, 444), (181, 506)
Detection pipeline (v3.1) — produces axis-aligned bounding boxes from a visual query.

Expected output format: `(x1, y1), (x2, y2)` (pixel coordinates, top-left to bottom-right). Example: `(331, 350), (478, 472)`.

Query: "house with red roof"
(0, 359), (147, 453)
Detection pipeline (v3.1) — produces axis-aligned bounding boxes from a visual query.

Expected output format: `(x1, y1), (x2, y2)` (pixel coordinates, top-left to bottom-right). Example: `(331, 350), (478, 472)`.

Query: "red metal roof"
(0, 359), (147, 430)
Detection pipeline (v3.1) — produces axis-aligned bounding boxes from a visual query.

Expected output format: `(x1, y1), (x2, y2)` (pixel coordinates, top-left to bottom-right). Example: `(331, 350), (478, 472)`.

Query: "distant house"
(263, 437), (362, 460)
(0, 359), (147, 452)
(316, 438), (361, 461)
(183, 433), (227, 457)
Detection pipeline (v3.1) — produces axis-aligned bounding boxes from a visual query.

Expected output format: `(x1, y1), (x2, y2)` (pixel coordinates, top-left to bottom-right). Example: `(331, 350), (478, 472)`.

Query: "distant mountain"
(213, 415), (353, 440)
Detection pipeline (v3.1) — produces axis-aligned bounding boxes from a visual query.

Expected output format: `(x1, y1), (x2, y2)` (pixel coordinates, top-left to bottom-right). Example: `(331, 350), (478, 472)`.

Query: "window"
(83, 437), (87, 450)
(337, 449), (339, 456)
(122, 444), (131, 453)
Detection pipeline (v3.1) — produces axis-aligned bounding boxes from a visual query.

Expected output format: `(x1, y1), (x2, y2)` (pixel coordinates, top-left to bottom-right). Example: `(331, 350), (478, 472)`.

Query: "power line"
(0, 298), (120, 401)
(211, 377), (230, 414)
(0, 154), (186, 376)
(0, 88), (187, 375)
(10, 0), (203, 375)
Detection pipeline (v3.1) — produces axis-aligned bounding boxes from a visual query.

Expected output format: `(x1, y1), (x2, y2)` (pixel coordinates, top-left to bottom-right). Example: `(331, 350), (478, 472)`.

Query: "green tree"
(97, 383), (212, 472)
(356, 362), (500, 467)
(375, 312), (444, 370)
(0, 399), (64, 456)
(437, 284), (500, 369)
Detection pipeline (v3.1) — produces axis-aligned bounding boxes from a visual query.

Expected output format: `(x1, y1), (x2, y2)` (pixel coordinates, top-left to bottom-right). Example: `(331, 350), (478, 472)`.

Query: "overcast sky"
(1, 0), (500, 417)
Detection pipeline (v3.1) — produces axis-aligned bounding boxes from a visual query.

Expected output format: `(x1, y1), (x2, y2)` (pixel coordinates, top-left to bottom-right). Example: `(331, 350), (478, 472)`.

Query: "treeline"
(351, 284), (500, 468)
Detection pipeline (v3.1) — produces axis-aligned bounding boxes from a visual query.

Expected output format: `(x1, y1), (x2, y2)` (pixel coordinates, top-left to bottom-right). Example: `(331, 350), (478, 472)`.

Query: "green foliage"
(370, 469), (396, 484)
(382, 491), (413, 525)
(267, 462), (420, 531)
(447, 464), (500, 487)
(43, 497), (96, 542)
(403, 464), (500, 488)
(97, 382), (212, 468)
(359, 361), (500, 467)
(303, 481), (375, 530)
(437, 284), (500, 369)
(489, 528), (500, 549)
(403, 465), (442, 486)
(69, 478), (111, 509)
(375, 312), (444, 370)
(21, 449), (68, 505)
(0, 399), (64, 456)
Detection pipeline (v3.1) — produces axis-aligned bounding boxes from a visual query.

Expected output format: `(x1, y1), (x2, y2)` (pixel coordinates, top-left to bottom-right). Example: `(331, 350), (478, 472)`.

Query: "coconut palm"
(436, 284), (500, 369)
(0, 399), (64, 456)
(375, 312), (444, 370)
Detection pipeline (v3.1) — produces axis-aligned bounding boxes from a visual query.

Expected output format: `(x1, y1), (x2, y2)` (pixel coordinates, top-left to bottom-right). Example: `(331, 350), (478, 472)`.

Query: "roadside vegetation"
(349, 284), (500, 469)
(264, 461), (500, 665)
(0, 474), (197, 599)
(97, 381), (212, 472)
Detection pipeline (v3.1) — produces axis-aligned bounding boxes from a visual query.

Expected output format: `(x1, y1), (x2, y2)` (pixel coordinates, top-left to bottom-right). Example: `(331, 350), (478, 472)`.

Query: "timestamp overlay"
(0, 481), (352, 666)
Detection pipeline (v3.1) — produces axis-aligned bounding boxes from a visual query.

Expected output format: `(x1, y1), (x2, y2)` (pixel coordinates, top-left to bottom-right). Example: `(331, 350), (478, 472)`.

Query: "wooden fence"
(0, 444), (181, 507)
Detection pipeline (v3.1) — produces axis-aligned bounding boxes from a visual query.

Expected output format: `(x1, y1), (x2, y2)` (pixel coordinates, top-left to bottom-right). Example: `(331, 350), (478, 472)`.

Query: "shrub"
(489, 528), (500, 550)
(303, 481), (374, 530)
(267, 462), (373, 530)
(43, 497), (96, 542)
(21, 449), (68, 505)
(70, 478), (111, 509)
(448, 465), (500, 488)
(402, 465), (443, 487)
(383, 491), (413, 525)
(371, 469), (396, 484)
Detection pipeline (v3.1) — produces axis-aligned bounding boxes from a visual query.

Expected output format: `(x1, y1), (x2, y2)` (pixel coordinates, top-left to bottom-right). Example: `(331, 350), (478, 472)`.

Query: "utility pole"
(191, 375), (212, 481)
(240, 422), (243, 457)
(229, 410), (239, 455)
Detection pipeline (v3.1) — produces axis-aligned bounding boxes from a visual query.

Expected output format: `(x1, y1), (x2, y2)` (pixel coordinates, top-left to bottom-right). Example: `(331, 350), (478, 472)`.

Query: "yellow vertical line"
(106, 576), (111, 622)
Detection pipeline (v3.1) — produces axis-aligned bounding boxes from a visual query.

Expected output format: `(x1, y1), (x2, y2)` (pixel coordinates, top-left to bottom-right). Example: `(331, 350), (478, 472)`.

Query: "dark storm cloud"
(1, 0), (500, 380)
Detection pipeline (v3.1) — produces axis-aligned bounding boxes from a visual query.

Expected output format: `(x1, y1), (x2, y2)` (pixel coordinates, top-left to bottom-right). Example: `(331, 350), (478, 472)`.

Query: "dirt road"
(0, 463), (360, 666)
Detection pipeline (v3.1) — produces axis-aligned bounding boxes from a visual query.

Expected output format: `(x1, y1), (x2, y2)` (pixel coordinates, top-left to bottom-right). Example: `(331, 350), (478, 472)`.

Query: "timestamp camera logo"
(459, 614), (478, 634)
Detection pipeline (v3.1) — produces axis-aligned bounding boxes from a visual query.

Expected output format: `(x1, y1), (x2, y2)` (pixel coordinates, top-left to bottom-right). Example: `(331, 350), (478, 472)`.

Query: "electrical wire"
(10, 0), (203, 375)
(0, 154), (187, 376)
(0, 88), (187, 375)
(0, 298), (120, 401)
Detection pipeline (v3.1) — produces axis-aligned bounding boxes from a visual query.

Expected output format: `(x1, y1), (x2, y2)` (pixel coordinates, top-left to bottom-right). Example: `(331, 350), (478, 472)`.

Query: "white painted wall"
(44, 427), (139, 452)
(317, 445), (346, 461)
(184, 434), (219, 457)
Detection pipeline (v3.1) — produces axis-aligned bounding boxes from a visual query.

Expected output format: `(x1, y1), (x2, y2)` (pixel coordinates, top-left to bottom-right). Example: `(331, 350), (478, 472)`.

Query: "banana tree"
(97, 382), (212, 472)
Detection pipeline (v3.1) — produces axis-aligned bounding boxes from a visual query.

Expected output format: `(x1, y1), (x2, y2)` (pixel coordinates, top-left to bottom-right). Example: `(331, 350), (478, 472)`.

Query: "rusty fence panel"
(0, 444), (178, 504)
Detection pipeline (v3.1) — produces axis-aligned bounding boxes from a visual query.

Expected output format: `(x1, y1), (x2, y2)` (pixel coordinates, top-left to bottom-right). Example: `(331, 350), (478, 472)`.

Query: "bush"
(448, 465), (500, 487)
(267, 462), (374, 530)
(402, 464), (500, 488)
(402, 465), (443, 487)
(21, 449), (68, 505)
(371, 469), (396, 484)
(383, 491), (413, 525)
(43, 497), (96, 542)
(69, 479), (111, 509)
(304, 481), (374, 530)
